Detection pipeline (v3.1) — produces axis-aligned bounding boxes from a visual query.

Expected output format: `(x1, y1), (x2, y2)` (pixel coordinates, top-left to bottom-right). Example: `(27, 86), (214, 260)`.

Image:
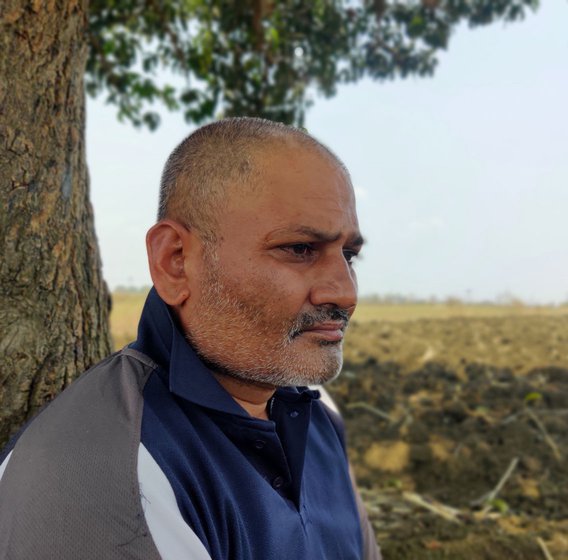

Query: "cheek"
(215, 251), (313, 315)
(253, 267), (310, 310)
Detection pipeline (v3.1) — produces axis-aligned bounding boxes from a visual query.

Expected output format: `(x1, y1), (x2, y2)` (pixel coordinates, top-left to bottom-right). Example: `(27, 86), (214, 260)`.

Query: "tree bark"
(0, 0), (112, 447)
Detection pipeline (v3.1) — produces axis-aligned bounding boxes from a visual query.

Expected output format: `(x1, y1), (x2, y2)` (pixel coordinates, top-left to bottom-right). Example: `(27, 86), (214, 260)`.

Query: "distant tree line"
(358, 293), (566, 307)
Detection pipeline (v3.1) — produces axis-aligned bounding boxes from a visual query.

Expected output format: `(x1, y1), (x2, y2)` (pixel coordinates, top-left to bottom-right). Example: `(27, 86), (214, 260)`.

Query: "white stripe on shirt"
(0, 451), (12, 482)
(138, 444), (212, 560)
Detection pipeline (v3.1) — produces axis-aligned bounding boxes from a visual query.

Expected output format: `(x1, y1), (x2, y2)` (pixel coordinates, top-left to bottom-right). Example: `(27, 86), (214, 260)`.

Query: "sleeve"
(350, 466), (383, 560)
(316, 386), (383, 560)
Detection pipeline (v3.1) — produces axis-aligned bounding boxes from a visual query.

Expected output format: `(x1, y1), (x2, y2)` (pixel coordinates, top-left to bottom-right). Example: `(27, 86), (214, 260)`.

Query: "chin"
(215, 354), (343, 388)
(192, 332), (344, 388)
(270, 355), (343, 388)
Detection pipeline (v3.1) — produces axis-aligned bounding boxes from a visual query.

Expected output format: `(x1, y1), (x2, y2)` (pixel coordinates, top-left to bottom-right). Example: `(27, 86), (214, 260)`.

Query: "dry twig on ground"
(403, 492), (462, 524)
(345, 402), (393, 422)
(537, 537), (555, 560)
(525, 408), (562, 462)
(472, 456), (519, 515)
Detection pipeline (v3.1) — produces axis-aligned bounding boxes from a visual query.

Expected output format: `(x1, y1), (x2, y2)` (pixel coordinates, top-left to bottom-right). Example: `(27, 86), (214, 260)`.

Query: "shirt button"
(289, 410), (300, 418)
(254, 439), (266, 449)
(272, 476), (285, 489)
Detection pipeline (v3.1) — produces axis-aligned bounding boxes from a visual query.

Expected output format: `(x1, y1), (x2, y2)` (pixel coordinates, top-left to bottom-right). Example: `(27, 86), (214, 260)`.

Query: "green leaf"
(87, 0), (541, 130)
(524, 392), (543, 404)
(489, 498), (509, 514)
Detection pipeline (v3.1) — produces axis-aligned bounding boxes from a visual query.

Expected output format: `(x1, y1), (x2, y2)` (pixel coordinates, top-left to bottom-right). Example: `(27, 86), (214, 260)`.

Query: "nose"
(309, 254), (358, 313)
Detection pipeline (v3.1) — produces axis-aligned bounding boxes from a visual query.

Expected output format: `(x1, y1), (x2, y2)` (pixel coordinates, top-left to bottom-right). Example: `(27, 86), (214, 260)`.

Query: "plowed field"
(330, 310), (568, 559)
(111, 292), (568, 558)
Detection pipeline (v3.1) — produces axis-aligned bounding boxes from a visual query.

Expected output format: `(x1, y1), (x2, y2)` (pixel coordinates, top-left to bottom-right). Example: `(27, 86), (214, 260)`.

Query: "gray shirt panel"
(0, 349), (162, 560)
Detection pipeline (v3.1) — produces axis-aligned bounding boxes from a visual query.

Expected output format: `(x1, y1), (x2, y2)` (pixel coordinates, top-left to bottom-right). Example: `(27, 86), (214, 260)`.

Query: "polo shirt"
(0, 288), (365, 559)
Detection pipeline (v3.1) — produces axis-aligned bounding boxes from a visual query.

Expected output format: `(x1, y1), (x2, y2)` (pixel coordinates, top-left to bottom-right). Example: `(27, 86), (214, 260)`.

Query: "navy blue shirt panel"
(133, 288), (362, 560)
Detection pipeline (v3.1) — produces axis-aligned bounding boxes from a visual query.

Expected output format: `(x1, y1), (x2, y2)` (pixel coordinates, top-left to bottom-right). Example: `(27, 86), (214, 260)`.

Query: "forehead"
(222, 144), (359, 239)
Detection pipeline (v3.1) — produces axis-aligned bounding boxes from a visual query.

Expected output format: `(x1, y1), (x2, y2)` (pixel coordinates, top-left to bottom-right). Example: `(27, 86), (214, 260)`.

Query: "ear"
(146, 220), (198, 306)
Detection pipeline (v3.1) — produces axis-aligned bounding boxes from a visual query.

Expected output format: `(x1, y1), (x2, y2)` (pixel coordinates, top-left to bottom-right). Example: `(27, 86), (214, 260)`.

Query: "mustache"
(289, 306), (350, 339)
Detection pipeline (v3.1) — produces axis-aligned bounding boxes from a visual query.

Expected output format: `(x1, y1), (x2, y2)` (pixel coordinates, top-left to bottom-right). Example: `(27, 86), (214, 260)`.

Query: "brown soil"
(331, 315), (568, 559)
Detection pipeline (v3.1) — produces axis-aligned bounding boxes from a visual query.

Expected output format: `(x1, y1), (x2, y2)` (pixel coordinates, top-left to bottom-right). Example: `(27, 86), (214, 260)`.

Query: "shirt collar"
(132, 287), (320, 415)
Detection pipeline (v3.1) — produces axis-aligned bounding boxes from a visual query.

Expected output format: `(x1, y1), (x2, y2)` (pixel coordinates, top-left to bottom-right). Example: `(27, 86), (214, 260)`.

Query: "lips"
(300, 321), (346, 342)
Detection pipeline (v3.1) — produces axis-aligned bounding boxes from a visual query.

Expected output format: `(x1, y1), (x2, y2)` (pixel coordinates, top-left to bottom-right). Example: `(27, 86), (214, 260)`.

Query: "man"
(0, 118), (381, 559)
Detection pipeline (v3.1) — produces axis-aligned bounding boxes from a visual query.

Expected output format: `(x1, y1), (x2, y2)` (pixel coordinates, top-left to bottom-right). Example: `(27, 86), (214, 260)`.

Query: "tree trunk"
(0, 0), (112, 448)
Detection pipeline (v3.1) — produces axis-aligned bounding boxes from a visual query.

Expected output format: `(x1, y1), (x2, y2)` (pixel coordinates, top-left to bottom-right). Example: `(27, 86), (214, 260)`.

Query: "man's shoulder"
(1, 346), (159, 462)
(73, 346), (160, 392)
(44, 346), (158, 409)
(0, 346), (163, 559)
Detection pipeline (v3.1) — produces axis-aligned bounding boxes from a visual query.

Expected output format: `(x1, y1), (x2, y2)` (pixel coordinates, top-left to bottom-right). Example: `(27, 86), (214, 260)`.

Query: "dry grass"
(110, 291), (148, 349)
(352, 302), (568, 323)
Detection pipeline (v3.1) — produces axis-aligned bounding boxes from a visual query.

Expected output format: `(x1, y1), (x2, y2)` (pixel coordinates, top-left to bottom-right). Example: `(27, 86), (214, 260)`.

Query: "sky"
(87, 0), (568, 304)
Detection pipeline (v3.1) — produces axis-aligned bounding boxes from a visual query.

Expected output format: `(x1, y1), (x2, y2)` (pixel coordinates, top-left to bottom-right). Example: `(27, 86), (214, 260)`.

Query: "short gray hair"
(158, 117), (348, 243)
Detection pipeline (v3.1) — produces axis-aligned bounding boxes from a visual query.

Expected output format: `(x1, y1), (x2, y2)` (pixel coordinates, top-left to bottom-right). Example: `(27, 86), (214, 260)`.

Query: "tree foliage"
(87, 0), (539, 129)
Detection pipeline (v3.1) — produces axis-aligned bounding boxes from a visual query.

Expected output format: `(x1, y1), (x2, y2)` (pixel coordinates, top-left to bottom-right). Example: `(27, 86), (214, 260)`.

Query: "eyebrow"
(269, 226), (365, 247)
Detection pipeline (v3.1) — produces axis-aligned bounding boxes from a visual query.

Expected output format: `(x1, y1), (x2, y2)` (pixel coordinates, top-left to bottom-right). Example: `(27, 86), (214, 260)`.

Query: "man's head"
(147, 117), (363, 388)
(157, 117), (347, 245)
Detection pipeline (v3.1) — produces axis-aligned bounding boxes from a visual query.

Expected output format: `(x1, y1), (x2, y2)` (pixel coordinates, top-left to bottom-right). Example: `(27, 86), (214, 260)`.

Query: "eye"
(281, 243), (315, 258)
(343, 249), (360, 265)
(279, 243), (316, 262)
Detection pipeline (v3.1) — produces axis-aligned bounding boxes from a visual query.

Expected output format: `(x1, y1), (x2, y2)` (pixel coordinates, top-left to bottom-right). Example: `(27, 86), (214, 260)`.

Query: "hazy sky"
(87, 0), (568, 303)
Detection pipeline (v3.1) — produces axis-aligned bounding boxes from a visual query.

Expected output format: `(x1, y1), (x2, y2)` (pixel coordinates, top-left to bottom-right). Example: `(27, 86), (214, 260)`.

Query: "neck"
(212, 373), (276, 420)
